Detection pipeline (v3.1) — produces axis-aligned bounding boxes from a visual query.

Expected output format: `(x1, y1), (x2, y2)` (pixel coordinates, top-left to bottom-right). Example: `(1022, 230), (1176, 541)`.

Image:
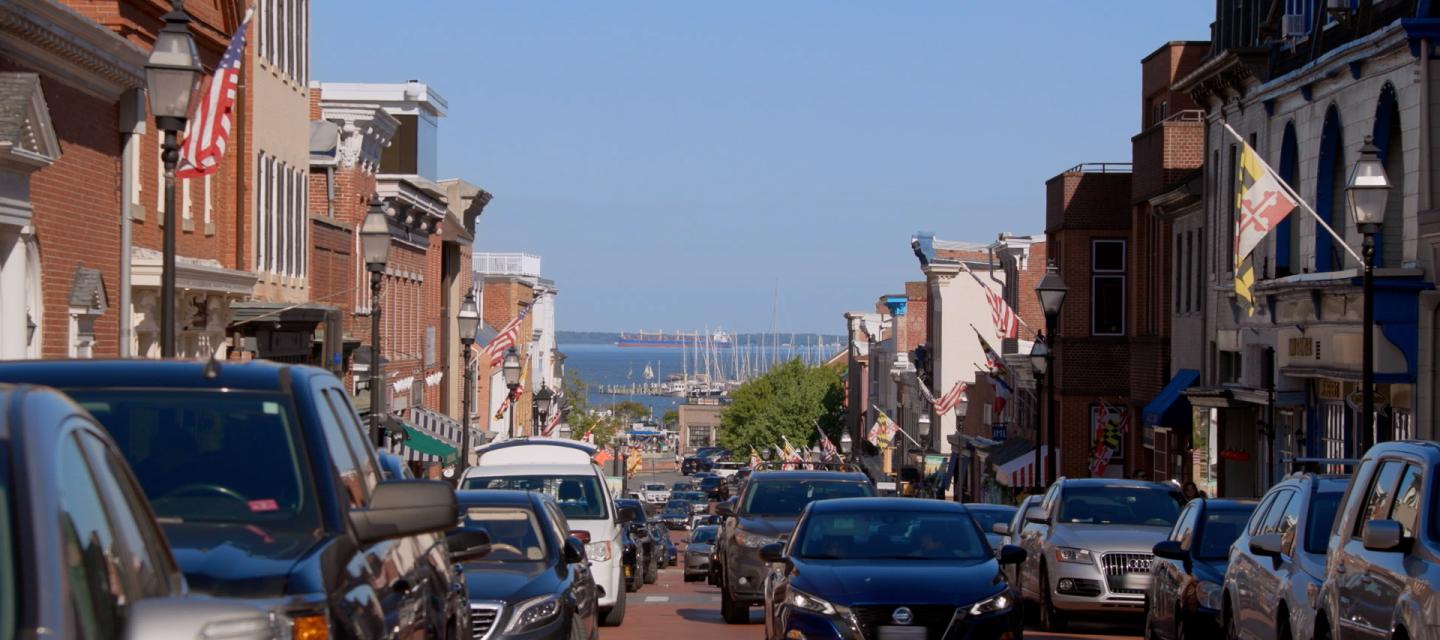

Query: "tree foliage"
(718, 359), (845, 456)
(560, 370), (624, 448)
(661, 409), (679, 427)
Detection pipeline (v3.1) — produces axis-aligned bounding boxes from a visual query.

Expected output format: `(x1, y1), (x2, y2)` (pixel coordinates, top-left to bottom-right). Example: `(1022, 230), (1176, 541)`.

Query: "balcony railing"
(474, 252), (542, 277)
(1063, 162), (1133, 174)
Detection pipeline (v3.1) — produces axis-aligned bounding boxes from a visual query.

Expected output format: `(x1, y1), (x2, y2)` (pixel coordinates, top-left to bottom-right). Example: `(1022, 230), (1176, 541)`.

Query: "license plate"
(1121, 574), (1150, 590)
(878, 626), (927, 640)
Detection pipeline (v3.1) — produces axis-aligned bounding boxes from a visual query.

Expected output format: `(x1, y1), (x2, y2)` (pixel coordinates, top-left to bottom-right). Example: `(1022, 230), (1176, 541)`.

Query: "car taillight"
(571, 530), (591, 544)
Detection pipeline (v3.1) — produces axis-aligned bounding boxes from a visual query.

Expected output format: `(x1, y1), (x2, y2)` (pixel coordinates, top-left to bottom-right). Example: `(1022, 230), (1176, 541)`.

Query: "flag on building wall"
(919, 380), (967, 415)
(175, 11), (251, 179)
(1233, 140), (1299, 268)
(973, 327), (1010, 378)
(992, 375), (1013, 419)
(962, 264), (1020, 340)
(868, 409), (898, 449)
(1089, 400), (1127, 477)
(482, 304), (533, 366)
(1234, 255), (1257, 315)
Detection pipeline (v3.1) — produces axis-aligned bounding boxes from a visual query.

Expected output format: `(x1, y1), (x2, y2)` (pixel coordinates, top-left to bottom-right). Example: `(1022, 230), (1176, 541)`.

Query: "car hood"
(737, 516), (798, 539)
(462, 563), (556, 602)
(163, 522), (325, 598)
(1050, 524), (1170, 553)
(791, 559), (1004, 607)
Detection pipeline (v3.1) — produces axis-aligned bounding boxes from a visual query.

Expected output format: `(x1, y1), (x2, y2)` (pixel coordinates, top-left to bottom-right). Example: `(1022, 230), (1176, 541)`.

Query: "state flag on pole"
(974, 327), (1010, 379)
(867, 409), (898, 450)
(1234, 142), (1300, 268)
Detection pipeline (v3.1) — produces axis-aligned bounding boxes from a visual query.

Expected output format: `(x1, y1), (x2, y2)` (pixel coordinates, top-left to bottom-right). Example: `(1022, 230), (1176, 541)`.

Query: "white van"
(462, 438), (633, 626)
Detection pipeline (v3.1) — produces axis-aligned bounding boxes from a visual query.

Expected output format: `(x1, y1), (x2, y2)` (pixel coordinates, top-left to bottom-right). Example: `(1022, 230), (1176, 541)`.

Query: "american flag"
(816, 426), (840, 462)
(542, 405), (562, 437)
(175, 11), (250, 179)
(961, 264), (1020, 340)
(482, 305), (532, 367)
(933, 381), (968, 415)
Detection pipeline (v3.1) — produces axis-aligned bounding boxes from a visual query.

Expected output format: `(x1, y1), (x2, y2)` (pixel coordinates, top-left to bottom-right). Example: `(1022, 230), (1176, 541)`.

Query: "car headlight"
(1197, 580), (1223, 611)
(967, 591), (1013, 616)
(787, 588), (838, 615)
(736, 530), (779, 549)
(1054, 547), (1094, 564)
(586, 541), (612, 562)
(505, 594), (563, 633)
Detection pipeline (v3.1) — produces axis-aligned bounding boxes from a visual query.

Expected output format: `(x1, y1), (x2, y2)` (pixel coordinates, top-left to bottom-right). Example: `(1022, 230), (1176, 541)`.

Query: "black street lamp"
(457, 290), (481, 480)
(534, 384), (556, 436)
(1035, 259), (1068, 486)
(502, 346), (523, 439)
(1346, 136), (1390, 451)
(360, 194), (391, 446)
(1029, 333), (1050, 492)
(144, 0), (201, 358)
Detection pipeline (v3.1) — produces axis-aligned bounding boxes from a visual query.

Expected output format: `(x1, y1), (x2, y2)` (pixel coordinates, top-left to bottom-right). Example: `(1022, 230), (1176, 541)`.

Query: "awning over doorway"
(1143, 369), (1199, 427)
(985, 438), (1057, 488)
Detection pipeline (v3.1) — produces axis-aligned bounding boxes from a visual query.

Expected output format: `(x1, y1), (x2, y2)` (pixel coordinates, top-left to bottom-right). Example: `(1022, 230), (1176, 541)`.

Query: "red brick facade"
(481, 278), (536, 434)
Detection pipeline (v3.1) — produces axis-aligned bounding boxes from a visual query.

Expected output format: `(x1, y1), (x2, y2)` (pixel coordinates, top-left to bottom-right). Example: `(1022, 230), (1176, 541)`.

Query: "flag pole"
(1221, 122), (1363, 265)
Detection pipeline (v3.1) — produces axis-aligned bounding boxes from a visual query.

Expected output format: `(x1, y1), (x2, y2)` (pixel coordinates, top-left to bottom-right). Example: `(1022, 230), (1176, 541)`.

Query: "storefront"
(1141, 369), (1199, 483)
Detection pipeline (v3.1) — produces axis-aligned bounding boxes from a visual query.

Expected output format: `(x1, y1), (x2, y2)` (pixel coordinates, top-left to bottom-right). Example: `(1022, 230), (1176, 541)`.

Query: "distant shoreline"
(556, 330), (846, 345)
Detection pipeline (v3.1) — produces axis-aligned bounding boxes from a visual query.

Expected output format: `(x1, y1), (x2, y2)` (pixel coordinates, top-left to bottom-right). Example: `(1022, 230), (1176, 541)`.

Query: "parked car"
(1221, 471), (1347, 640)
(993, 495), (1042, 592)
(640, 483), (671, 505)
(673, 490), (710, 513)
(1017, 477), (1184, 631)
(451, 490), (599, 640)
(462, 438), (636, 627)
(716, 469), (875, 624)
(1146, 498), (1257, 639)
(660, 500), (692, 530)
(699, 475), (725, 500)
(616, 498), (661, 584)
(656, 523), (679, 567)
(712, 461), (745, 478)
(1, 383), (285, 640)
(760, 498), (1025, 640)
(1318, 441), (1440, 640)
(672, 481), (697, 492)
(619, 523), (644, 593)
(682, 450), (725, 475)
(965, 503), (1018, 551)
(0, 360), (465, 639)
(684, 525), (721, 582)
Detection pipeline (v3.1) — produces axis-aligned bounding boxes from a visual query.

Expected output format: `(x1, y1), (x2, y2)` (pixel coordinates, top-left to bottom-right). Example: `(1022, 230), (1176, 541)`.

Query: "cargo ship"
(616, 329), (733, 348)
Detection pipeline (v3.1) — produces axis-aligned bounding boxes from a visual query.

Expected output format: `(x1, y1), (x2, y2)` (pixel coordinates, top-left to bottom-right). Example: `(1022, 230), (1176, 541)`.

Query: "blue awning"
(1143, 369), (1200, 428)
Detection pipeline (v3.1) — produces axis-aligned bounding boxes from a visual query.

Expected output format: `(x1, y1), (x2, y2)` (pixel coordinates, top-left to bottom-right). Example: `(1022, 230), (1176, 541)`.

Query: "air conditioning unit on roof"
(1282, 13), (1308, 38)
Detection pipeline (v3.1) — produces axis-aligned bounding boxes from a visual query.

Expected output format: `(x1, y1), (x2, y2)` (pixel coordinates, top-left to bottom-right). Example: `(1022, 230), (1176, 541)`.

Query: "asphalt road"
(602, 466), (1141, 640)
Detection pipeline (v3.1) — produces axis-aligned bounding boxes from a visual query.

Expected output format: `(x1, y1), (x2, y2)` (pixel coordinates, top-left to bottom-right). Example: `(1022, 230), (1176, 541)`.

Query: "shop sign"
(1218, 449), (1251, 462)
(1318, 379), (1343, 400)
(1288, 337), (1317, 359)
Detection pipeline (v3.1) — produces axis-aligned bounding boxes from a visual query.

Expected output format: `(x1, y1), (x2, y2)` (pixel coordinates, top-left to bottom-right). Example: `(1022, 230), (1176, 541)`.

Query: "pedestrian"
(1181, 481), (1206, 502)
(1132, 470), (1149, 481)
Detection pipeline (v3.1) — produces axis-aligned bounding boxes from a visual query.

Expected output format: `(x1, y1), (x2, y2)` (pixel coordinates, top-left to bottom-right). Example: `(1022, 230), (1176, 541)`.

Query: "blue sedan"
(1147, 498), (1257, 639)
(761, 498), (1026, 640)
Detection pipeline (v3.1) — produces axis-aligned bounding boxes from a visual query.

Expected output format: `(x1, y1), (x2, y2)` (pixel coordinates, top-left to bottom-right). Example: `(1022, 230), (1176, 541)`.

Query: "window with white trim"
(203, 174), (213, 232)
(255, 151), (307, 279)
(1092, 239), (1125, 336)
(257, 0), (308, 85)
(181, 176), (192, 225)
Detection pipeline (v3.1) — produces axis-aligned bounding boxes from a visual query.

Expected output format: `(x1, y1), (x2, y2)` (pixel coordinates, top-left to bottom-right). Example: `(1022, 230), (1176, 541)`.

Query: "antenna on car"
(203, 352), (222, 379)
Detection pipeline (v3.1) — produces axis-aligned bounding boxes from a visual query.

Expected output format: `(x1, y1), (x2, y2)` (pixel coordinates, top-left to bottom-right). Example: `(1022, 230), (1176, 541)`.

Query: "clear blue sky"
(312, 2), (1214, 334)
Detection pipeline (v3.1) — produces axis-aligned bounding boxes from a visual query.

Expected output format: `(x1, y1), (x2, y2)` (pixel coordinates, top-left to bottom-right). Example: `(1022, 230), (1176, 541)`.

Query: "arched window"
(1276, 122), (1300, 276)
(1315, 105), (1344, 272)
(1372, 84), (1404, 268)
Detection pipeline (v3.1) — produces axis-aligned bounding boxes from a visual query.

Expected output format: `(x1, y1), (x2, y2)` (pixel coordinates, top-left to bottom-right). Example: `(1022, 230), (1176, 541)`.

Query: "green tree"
(608, 400), (650, 422)
(559, 371), (628, 448)
(718, 359), (845, 456)
(661, 409), (679, 428)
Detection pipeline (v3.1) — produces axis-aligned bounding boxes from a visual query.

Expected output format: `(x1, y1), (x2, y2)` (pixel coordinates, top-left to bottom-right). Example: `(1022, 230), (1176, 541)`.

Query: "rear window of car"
(1195, 506), (1256, 560)
(741, 480), (874, 517)
(691, 527), (718, 544)
(70, 390), (322, 533)
(464, 475), (609, 520)
(1056, 485), (1182, 527)
(966, 506), (1015, 532)
(1305, 491), (1343, 554)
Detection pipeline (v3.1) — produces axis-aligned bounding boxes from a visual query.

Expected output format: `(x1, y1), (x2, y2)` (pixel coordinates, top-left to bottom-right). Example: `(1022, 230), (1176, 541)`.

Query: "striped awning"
(386, 407), (474, 465)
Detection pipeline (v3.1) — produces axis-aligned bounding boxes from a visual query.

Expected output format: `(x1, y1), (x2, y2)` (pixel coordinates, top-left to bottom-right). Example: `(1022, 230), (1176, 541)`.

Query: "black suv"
(0, 360), (464, 639)
(715, 469), (874, 623)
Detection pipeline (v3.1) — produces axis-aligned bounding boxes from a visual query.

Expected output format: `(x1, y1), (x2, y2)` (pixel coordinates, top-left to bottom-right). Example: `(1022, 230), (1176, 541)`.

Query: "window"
(314, 389), (369, 507)
(1322, 402), (1347, 463)
(58, 433), (126, 638)
(1248, 492), (1279, 536)
(1389, 465), (1423, 537)
(1196, 508), (1255, 560)
(1170, 502), (1200, 550)
(1277, 490), (1304, 552)
(76, 430), (174, 599)
(1092, 240), (1125, 336)
(1260, 491), (1293, 534)
(463, 475), (611, 521)
(1174, 232), (1183, 313)
(324, 389), (380, 494)
(181, 173), (192, 224)
(1353, 460), (1405, 538)
(203, 174), (213, 233)
(255, 153), (308, 279)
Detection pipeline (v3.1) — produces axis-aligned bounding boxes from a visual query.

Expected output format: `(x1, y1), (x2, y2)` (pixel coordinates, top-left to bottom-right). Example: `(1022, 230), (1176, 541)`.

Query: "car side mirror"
(991, 522), (1012, 536)
(1153, 540), (1188, 561)
(998, 544), (1026, 565)
(1362, 520), (1407, 552)
(350, 480), (458, 546)
(617, 505), (639, 524)
(716, 500), (737, 517)
(124, 596), (280, 640)
(759, 541), (787, 563)
(1024, 506), (1050, 525)
(563, 536), (587, 564)
(446, 529), (492, 563)
(1249, 533), (1284, 558)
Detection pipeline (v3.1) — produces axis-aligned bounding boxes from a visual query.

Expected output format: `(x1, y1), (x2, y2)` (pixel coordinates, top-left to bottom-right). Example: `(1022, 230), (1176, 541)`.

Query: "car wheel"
(1276, 614), (1292, 640)
(625, 562), (640, 593)
(569, 612), (587, 640)
(644, 555), (658, 584)
(601, 591), (627, 627)
(1223, 597), (1238, 640)
(721, 581), (748, 624)
(1038, 565), (1066, 632)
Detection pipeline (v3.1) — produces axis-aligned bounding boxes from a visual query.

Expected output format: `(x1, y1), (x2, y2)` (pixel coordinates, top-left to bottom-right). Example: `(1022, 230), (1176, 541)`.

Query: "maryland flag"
(749, 447), (763, 468)
(973, 327), (1010, 379)
(1232, 131), (1299, 315)
(867, 409), (898, 450)
(1235, 255), (1258, 315)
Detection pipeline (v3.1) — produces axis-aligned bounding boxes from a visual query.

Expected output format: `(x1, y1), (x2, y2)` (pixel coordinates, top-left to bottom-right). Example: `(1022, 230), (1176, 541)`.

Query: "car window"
(796, 509), (990, 561)
(76, 429), (174, 599)
(1261, 492), (1293, 535)
(1277, 491), (1303, 552)
(459, 507), (548, 562)
(322, 389), (381, 495)
(741, 480), (873, 517)
(311, 388), (367, 508)
(1055, 485), (1182, 527)
(966, 507), (1015, 533)
(1388, 465), (1423, 538)
(71, 390), (323, 533)
(1354, 461), (1406, 538)
(691, 527), (718, 544)
(57, 432), (128, 639)
(1170, 502), (1200, 550)
(1304, 491), (1343, 554)
(1196, 506), (1256, 560)
(464, 475), (609, 520)
(1248, 492), (1279, 536)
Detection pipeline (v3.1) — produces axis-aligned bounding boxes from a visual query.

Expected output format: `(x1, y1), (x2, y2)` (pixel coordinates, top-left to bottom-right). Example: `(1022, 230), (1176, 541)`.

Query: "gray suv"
(1017, 477), (1184, 631)
(1317, 441), (1440, 640)
(714, 470), (873, 624)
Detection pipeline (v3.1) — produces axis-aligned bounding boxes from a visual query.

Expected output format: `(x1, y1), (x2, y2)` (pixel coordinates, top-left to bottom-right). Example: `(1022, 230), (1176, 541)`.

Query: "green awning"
(400, 424), (458, 464)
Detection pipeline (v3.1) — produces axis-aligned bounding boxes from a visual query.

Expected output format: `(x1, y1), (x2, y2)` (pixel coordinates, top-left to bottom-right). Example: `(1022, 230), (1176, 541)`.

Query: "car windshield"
(797, 509), (990, 561)
(69, 390), (322, 532)
(644, 484), (666, 491)
(464, 475), (608, 520)
(664, 500), (690, 513)
(672, 483), (694, 491)
(742, 480), (874, 517)
(1195, 507), (1256, 560)
(691, 527), (718, 544)
(1056, 485), (1182, 527)
(678, 491), (706, 502)
(618, 501), (649, 523)
(1305, 491), (1343, 554)
(967, 506), (1016, 532)
(0, 442), (14, 640)
(699, 477), (720, 489)
(458, 507), (547, 563)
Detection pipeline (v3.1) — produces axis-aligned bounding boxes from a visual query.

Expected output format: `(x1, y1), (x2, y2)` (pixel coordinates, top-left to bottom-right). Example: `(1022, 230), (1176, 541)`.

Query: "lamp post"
(143, 0), (201, 358)
(1029, 334), (1050, 492)
(457, 290), (481, 481)
(360, 195), (391, 446)
(840, 431), (853, 463)
(1035, 260), (1069, 487)
(534, 384), (556, 436)
(502, 346), (523, 439)
(1346, 136), (1390, 451)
